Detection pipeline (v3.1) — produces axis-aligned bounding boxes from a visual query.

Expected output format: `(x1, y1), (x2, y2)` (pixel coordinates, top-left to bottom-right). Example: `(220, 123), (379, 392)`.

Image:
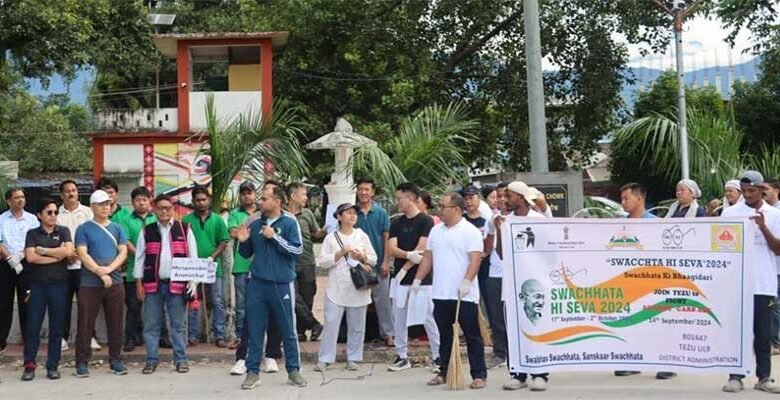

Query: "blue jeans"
(144, 282), (187, 364)
(188, 279), (225, 341)
(24, 281), (68, 370)
(233, 273), (248, 340)
(245, 279), (300, 374)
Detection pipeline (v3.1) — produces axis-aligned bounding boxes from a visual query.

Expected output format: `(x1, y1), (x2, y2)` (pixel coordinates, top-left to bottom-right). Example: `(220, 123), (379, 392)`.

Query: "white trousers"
(317, 296), (367, 363)
(393, 295), (440, 359)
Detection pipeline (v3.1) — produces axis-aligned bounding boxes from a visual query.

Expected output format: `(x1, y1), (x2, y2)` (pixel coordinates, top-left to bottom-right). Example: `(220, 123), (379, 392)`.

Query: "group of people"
(2, 170), (780, 394)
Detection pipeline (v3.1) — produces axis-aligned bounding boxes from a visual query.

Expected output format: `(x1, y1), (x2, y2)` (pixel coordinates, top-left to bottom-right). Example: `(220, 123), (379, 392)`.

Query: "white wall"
(189, 91), (261, 132)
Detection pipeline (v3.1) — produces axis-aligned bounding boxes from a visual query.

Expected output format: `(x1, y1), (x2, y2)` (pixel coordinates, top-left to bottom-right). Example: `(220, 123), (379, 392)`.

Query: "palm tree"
(194, 95), (310, 211)
(612, 109), (743, 199)
(349, 102), (478, 194)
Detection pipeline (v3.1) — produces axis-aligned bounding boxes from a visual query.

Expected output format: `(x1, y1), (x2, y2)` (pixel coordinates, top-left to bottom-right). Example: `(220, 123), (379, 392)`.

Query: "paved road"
(0, 361), (775, 399)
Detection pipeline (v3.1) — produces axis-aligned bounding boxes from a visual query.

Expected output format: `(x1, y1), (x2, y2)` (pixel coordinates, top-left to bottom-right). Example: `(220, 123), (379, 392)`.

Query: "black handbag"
(334, 232), (379, 290)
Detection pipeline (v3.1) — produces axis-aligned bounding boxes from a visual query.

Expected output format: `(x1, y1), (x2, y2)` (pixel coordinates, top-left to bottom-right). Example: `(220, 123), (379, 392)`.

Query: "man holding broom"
(412, 191), (487, 389)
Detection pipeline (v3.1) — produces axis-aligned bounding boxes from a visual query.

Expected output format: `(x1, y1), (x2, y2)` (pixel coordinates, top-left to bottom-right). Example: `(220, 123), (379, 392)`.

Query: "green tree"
(633, 70), (725, 118)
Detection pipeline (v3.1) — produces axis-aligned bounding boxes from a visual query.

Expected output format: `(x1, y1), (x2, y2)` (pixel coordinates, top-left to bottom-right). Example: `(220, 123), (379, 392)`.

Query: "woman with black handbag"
(314, 203), (377, 372)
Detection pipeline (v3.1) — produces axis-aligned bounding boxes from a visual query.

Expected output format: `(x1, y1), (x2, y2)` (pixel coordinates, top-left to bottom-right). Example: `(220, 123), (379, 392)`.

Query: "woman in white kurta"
(315, 203), (377, 371)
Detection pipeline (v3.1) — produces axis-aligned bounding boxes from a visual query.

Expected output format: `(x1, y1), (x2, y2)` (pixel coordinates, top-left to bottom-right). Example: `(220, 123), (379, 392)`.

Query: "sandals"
(141, 363), (157, 375)
(470, 378), (487, 389)
(176, 362), (190, 373)
(427, 375), (445, 386)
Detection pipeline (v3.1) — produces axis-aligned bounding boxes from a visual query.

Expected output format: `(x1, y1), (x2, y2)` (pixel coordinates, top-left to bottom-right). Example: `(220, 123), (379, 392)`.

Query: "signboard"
(171, 257), (216, 283)
(502, 217), (753, 375)
(534, 184), (569, 217)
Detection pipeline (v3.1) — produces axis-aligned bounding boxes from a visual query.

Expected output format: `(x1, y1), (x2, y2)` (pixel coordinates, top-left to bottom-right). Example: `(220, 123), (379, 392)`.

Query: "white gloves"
(458, 278), (472, 298)
(186, 281), (198, 298)
(411, 279), (422, 294)
(406, 250), (423, 264)
(6, 254), (23, 275)
(206, 256), (214, 263)
(395, 268), (407, 282)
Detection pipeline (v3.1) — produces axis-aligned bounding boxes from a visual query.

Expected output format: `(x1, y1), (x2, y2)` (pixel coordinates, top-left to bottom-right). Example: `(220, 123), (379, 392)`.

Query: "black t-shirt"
(463, 213), (489, 271)
(24, 225), (71, 283)
(389, 213), (434, 285)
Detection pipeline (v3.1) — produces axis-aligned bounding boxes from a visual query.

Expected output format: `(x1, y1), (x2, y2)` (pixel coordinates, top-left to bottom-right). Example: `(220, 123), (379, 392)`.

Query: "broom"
(446, 296), (466, 390)
(478, 307), (493, 347)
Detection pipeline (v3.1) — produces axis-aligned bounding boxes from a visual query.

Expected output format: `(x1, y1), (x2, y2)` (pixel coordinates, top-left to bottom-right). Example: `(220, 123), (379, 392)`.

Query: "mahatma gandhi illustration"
(520, 279), (545, 325)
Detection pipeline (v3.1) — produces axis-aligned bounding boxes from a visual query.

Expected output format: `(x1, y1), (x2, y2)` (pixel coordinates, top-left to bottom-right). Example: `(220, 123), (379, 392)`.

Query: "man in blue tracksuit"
(236, 184), (306, 390)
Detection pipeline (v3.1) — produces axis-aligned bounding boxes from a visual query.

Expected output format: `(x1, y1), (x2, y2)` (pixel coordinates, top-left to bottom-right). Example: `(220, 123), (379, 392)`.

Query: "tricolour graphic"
(502, 217), (753, 375)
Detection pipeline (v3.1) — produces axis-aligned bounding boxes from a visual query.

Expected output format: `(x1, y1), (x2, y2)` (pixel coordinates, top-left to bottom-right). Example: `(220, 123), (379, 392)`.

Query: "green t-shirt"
(294, 208), (320, 267)
(118, 212), (157, 282)
(182, 211), (230, 277)
(227, 207), (253, 275)
(110, 204), (132, 223)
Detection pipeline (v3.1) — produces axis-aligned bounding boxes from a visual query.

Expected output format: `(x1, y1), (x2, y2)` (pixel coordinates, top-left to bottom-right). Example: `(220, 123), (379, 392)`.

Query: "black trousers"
(731, 294), (773, 381)
(295, 265), (319, 332)
(124, 281), (143, 343)
(0, 262), (28, 347)
(63, 269), (80, 340)
(433, 299), (486, 380)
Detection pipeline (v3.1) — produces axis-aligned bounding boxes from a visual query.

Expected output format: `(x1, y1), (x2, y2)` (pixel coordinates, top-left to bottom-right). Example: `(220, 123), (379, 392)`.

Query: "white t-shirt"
(427, 218), (484, 303)
(773, 202), (780, 275)
(722, 201), (780, 296)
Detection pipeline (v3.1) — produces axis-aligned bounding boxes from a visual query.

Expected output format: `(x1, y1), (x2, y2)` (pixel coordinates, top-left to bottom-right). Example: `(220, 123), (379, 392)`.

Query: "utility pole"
(651, 0), (705, 180)
(524, 0), (548, 173)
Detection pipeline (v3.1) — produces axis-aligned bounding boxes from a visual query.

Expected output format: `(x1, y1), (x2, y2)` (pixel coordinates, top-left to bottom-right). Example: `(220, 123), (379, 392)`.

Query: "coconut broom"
(446, 296), (466, 390)
(478, 307), (493, 347)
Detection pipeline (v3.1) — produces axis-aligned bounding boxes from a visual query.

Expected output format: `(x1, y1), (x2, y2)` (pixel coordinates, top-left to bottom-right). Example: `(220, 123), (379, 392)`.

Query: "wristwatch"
(40, 247), (47, 256)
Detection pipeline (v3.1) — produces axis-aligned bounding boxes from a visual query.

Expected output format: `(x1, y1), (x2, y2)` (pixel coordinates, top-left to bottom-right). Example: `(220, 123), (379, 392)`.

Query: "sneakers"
(74, 362), (90, 378)
(230, 359), (247, 375)
(109, 360), (128, 375)
(262, 357), (279, 373)
(529, 377), (547, 392)
(346, 361), (359, 371)
(388, 356), (411, 372)
(21, 362), (35, 381)
(61, 338), (69, 352)
(46, 369), (60, 380)
(91, 337), (101, 350)
(503, 378), (528, 390)
(314, 362), (329, 372)
(755, 379), (780, 394)
(287, 371), (307, 387)
(723, 379), (744, 393)
(486, 355), (507, 369)
(431, 358), (441, 374)
(241, 372), (260, 390)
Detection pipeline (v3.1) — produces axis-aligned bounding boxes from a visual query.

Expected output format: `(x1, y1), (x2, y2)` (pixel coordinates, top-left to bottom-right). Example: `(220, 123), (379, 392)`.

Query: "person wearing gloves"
(666, 179), (706, 218)
(412, 191), (487, 389)
(134, 194), (198, 374)
(73, 190), (129, 378)
(182, 186), (229, 348)
(0, 188), (40, 353)
(20, 198), (73, 381)
(314, 202), (377, 372)
(235, 184), (307, 390)
(386, 183), (438, 373)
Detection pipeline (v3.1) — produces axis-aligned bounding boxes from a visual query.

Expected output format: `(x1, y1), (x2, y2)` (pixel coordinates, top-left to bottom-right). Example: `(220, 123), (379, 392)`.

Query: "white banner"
(170, 257), (216, 283)
(501, 217), (754, 375)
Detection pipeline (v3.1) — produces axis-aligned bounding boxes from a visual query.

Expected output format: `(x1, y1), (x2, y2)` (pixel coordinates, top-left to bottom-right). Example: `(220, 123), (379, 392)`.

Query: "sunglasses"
(44, 210), (59, 216)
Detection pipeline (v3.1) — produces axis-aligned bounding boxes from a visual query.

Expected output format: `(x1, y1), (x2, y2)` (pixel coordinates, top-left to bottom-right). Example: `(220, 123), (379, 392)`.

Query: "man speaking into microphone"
(236, 184), (306, 390)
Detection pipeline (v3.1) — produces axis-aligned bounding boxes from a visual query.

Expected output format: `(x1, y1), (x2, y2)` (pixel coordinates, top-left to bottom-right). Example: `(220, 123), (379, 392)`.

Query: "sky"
(625, 15), (756, 72)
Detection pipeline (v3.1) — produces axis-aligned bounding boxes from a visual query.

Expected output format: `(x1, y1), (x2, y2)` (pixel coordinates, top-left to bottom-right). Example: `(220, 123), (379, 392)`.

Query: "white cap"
(528, 187), (544, 202)
(90, 190), (111, 204)
(507, 181), (537, 202)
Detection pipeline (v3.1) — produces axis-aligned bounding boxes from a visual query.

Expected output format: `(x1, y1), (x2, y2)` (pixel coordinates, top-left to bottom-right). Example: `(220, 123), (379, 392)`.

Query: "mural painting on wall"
(153, 142), (212, 216)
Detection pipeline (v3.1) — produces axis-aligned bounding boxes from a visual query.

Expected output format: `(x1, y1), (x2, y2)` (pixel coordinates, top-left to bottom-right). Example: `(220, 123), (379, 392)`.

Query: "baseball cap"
(239, 181), (256, 193)
(90, 190), (111, 204)
(740, 170), (764, 186)
(507, 181), (534, 200)
(462, 185), (480, 197)
(333, 202), (360, 219)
